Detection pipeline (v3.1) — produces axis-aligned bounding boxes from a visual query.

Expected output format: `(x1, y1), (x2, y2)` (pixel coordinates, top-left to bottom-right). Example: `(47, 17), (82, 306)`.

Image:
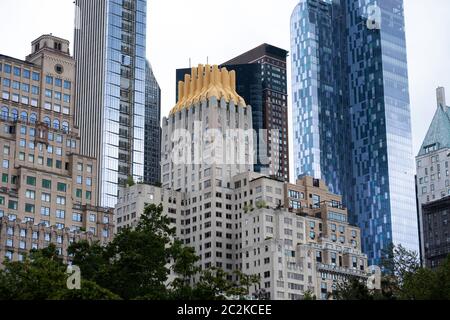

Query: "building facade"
(421, 197), (450, 269)
(176, 44), (289, 182)
(74, 0), (148, 208)
(416, 87), (450, 267)
(144, 61), (161, 185)
(115, 174), (368, 300)
(0, 35), (114, 265)
(291, 0), (418, 265)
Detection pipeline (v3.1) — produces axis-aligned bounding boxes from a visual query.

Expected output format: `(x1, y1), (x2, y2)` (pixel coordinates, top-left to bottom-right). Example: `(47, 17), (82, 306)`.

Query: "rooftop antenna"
(207, 56), (209, 65)
(189, 58), (191, 69)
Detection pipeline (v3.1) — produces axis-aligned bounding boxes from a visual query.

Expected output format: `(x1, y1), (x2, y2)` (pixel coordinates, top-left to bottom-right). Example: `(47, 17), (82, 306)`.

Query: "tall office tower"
(223, 45), (290, 182)
(144, 61), (161, 185)
(416, 87), (450, 268)
(176, 44), (289, 182)
(74, 0), (147, 207)
(162, 65), (254, 272)
(0, 35), (114, 265)
(291, 0), (418, 265)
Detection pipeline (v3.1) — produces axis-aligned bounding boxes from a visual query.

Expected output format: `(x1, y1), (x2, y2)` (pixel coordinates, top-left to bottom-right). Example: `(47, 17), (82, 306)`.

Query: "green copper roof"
(418, 105), (450, 156)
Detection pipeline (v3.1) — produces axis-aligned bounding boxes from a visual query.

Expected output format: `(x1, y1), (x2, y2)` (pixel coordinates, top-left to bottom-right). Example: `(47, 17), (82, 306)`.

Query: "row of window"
(0, 63), (40, 81)
(45, 75), (71, 90)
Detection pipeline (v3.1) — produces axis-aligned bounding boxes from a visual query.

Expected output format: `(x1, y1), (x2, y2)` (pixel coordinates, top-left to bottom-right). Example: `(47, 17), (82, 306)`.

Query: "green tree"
(69, 204), (174, 300)
(169, 241), (200, 300)
(0, 244), (116, 300)
(192, 267), (234, 300)
(333, 276), (374, 300)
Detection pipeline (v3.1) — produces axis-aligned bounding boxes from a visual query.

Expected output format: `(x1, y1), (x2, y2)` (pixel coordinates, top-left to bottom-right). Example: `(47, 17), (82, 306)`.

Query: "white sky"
(0, 0), (449, 181)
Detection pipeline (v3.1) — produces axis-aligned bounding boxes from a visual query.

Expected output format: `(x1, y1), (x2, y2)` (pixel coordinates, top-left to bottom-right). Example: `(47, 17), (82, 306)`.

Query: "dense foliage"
(0, 204), (259, 300)
(333, 245), (450, 300)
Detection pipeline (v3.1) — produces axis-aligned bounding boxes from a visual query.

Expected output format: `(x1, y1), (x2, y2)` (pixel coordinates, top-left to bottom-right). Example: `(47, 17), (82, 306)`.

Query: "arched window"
(11, 109), (18, 121)
(62, 121), (69, 132)
(30, 113), (37, 124)
(20, 111), (28, 122)
(53, 119), (60, 129)
(43, 117), (51, 126)
(1, 107), (8, 120)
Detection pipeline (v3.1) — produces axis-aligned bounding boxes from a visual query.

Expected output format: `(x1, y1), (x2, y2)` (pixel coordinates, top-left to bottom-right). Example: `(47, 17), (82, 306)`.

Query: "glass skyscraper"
(144, 61), (161, 185)
(291, 0), (419, 265)
(74, 0), (147, 208)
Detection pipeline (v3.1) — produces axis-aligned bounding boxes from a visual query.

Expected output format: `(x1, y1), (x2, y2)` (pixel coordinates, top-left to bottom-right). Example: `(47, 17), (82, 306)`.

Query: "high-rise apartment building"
(0, 35), (113, 265)
(176, 44), (289, 181)
(291, 0), (418, 264)
(144, 61), (161, 185)
(116, 174), (368, 300)
(74, 0), (148, 207)
(416, 87), (450, 268)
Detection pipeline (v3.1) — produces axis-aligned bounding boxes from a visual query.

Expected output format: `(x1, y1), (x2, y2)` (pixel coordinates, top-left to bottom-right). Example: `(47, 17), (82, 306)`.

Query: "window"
(25, 189), (36, 199)
(32, 72), (40, 81)
(42, 179), (52, 189)
(2, 174), (8, 183)
(57, 182), (67, 192)
(76, 189), (82, 198)
(26, 176), (36, 186)
(4, 64), (11, 73)
(41, 193), (51, 202)
(46, 75), (53, 85)
(40, 208), (50, 218)
(45, 89), (52, 98)
(55, 78), (62, 87)
(86, 191), (92, 200)
(89, 214), (96, 222)
(13, 66), (21, 76)
(56, 210), (65, 219)
(72, 213), (82, 222)
(8, 200), (18, 210)
(56, 196), (66, 205)
(3, 160), (9, 169)
(64, 80), (71, 90)
(77, 176), (82, 184)
(23, 69), (30, 79)
(25, 203), (35, 213)
(63, 94), (71, 103)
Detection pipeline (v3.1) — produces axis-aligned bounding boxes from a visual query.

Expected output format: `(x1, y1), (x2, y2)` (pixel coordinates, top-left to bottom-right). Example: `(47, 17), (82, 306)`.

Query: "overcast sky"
(0, 0), (449, 180)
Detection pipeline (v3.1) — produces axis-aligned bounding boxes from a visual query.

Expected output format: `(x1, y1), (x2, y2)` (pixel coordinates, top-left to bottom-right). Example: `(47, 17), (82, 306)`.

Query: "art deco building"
(74, 0), (148, 208)
(177, 44), (289, 182)
(291, 0), (419, 265)
(0, 35), (114, 265)
(161, 64), (254, 272)
(416, 87), (450, 267)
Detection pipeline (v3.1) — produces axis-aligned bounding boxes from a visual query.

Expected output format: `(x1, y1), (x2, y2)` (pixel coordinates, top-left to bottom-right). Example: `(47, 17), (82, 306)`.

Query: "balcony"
(316, 263), (368, 278)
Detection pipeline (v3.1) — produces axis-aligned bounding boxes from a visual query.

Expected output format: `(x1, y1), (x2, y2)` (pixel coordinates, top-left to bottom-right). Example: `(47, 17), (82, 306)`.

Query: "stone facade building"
(0, 35), (114, 265)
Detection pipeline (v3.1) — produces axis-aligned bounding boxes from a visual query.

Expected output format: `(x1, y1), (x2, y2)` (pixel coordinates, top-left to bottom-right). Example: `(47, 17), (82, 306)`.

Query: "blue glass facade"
(101, 0), (147, 207)
(291, 0), (419, 265)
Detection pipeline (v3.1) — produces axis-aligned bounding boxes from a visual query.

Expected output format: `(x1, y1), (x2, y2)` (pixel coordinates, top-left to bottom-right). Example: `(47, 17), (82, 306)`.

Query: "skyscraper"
(291, 0), (418, 265)
(176, 44), (290, 182)
(144, 61), (161, 185)
(74, 0), (147, 207)
(223, 45), (290, 182)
